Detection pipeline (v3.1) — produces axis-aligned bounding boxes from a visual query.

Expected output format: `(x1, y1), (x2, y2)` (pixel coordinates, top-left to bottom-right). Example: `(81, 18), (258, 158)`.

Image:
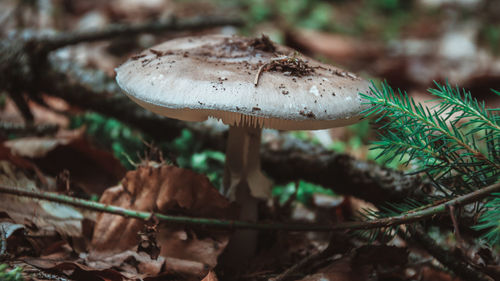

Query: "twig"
(448, 204), (463, 247)
(0, 182), (498, 232)
(272, 251), (331, 281)
(0, 122), (58, 137)
(33, 271), (70, 281)
(0, 227), (6, 261)
(254, 63), (268, 86)
(272, 234), (347, 281)
(407, 224), (494, 281)
(7, 91), (33, 124)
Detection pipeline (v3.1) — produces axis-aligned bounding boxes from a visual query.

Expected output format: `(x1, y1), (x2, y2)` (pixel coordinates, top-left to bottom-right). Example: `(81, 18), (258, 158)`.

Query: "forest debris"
(0, 221), (25, 258)
(0, 97), (69, 128)
(254, 54), (315, 86)
(4, 129), (81, 158)
(3, 128), (126, 195)
(249, 34), (276, 53)
(352, 245), (408, 267)
(24, 259), (127, 281)
(297, 257), (372, 281)
(137, 222), (161, 260)
(0, 122), (59, 138)
(0, 161), (84, 237)
(86, 250), (165, 278)
(89, 164), (235, 278)
(0, 222), (25, 241)
(201, 271), (218, 281)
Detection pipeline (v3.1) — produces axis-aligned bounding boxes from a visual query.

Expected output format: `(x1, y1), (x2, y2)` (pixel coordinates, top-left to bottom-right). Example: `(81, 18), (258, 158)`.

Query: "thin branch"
(254, 63), (268, 86)
(448, 204), (463, 247)
(272, 234), (349, 281)
(407, 224), (494, 281)
(272, 250), (335, 281)
(6, 91), (33, 124)
(0, 182), (498, 232)
(0, 122), (58, 137)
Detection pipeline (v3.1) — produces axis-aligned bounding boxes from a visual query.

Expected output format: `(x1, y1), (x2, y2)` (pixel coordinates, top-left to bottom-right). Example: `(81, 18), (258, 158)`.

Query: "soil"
(249, 34), (277, 53)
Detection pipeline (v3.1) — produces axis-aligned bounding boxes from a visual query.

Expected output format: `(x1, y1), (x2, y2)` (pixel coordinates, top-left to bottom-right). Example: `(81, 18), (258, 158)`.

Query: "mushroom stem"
(221, 125), (272, 264)
(223, 126), (272, 200)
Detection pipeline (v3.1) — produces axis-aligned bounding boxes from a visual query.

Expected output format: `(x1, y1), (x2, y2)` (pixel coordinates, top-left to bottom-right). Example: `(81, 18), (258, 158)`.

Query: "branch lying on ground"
(0, 182), (498, 232)
(272, 234), (350, 281)
(0, 122), (58, 137)
(406, 225), (494, 281)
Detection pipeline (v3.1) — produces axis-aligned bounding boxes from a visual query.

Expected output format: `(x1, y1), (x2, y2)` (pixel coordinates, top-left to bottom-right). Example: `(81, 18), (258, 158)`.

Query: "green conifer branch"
(473, 194), (500, 245)
(364, 84), (498, 170)
(361, 81), (500, 245)
(429, 83), (500, 133)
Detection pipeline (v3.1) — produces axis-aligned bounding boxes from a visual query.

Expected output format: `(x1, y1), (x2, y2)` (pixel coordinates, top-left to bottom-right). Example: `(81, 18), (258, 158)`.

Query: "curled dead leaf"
(90, 164), (235, 278)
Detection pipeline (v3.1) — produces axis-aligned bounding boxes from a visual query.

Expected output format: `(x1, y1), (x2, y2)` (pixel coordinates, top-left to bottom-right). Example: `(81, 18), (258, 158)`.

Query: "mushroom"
(115, 34), (371, 262)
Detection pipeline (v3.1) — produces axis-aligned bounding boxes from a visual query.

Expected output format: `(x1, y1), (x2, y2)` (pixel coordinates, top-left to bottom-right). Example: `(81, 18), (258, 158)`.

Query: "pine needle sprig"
(360, 81), (499, 192)
(473, 194), (500, 245)
(359, 81), (500, 245)
(428, 82), (500, 134)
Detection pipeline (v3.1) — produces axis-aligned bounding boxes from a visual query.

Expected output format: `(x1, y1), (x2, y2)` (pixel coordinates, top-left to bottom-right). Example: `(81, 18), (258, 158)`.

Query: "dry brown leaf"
(0, 161), (85, 237)
(90, 164), (235, 278)
(4, 129), (126, 195)
(0, 97), (69, 128)
(4, 129), (80, 158)
(86, 250), (165, 278)
(24, 259), (127, 281)
(201, 270), (218, 281)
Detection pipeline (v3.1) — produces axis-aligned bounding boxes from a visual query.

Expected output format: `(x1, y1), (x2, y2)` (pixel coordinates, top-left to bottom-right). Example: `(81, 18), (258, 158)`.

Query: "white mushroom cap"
(116, 34), (371, 130)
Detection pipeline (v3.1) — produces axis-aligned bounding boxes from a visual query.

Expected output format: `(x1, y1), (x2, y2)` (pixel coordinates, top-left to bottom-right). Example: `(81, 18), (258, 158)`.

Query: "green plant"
(0, 265), (24, 281)
(273, 180), (336, 206)
(360, 81), (499, 245)
(70, 113), (146, 169)
(481, 24), (500, 55)
(169, 129), (225, 188)
(71, 115), (226, 188)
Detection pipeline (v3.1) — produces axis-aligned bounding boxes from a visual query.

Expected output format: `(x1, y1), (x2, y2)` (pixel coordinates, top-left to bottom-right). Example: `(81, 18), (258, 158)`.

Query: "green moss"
(70, 113), (146, 170)
(273, 180), (336, 206)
